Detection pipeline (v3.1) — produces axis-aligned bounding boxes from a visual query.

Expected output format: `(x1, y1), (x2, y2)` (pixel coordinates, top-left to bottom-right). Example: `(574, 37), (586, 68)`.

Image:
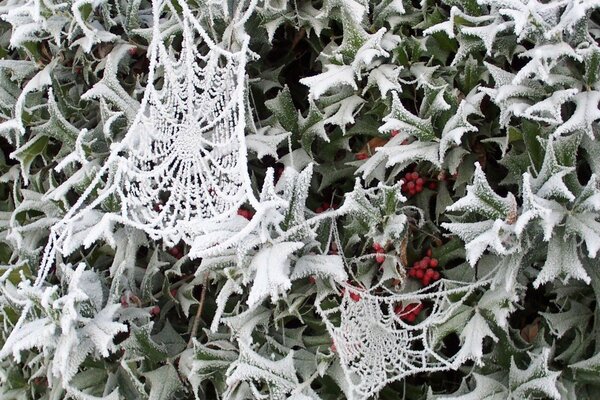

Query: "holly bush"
(1, 0), (600, 399)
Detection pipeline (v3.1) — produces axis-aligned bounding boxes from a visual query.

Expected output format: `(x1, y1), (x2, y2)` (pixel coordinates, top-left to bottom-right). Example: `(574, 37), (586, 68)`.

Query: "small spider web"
(316, 224), (491, 400)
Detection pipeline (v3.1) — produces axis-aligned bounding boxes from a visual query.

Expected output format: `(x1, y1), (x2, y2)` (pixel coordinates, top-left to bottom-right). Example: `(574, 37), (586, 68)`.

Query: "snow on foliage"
(0, 0), (600, 399)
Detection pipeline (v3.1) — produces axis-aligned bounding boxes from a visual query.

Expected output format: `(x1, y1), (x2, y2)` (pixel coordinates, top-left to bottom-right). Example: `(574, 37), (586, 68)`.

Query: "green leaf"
(144, 365), (183, 400)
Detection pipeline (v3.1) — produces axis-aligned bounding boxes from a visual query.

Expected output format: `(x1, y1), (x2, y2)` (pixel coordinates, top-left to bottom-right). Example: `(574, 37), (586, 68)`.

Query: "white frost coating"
(36, 0), (267, 282)
(316, 277), (489, 400)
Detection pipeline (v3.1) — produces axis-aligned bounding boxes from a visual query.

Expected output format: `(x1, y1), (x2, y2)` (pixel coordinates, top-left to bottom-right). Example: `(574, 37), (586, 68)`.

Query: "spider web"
(316, 223), (491, 400)
(29, 0), (265, 288)
(116, 4), (249, 243)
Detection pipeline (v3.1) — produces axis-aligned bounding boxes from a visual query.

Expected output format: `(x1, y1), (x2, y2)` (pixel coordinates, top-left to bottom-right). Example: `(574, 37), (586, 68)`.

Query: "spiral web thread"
(30, 0), (262, 282)
(111, 0), (255, 243)
(316, 225), (491, 400)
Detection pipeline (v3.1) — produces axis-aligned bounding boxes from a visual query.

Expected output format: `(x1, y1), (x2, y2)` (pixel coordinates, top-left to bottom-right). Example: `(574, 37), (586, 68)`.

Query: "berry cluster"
(237, 208), (255, 220)
(401, 171), (438, 197)
(373, 243), (386, 264)
(394, 302), (424, 323)
(407, 249), (441, 286)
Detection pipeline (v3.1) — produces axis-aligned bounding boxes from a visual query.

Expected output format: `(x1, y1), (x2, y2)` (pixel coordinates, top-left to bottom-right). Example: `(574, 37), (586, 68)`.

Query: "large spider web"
(109, 0), (255, 242)
(35, 0), (261, 269)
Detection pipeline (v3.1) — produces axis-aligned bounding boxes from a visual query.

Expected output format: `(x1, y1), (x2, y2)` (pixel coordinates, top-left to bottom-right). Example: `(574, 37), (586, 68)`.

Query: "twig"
(187, 272), (209, 348)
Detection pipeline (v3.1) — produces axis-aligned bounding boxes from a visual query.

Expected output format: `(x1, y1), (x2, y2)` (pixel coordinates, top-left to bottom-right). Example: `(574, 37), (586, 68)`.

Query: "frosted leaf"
(540, 300), (592, 339)
(515, 173), (565, 240)
(508, 349), (561, 400)
(377, 140), (441, 170)
(442, 220), (517, 266)
(452, 310), (498, 367)
(363, 64), (402, 97)
(379, 91), (435, 141)
(439, 90), (485, 159)
(533, 232), (590, 288)
(553, 91), (600, 138)
(299, 64), (357, 100)
(350, 27), (389, 73)
(0, 317), (56, 362)
(516, 88), (578, 125)
(225, 340), (298, 400)
(246, 126), (290, 159)
(82, 304), (129, 358)
(71, 0), (118, 52)
(446, 163), (516, 220)
(478, 285), (518, 330)
(565, 213), (600, 258)
(246, 242), (304, 307)
(513, 43), (582, 84)
(290, 254), (347, 282)
(530, 138), (575, 201)
(461, 17), (512, 56)
(316, 278), (488, 400)
(323, 95), (366, 133)
(431, 373), (508, 400)
(211, 279), (244, 332)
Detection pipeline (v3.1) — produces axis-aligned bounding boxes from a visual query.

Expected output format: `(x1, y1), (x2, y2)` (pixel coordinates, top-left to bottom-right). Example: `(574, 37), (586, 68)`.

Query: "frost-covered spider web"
(111, 0), (255, 242)
(34, 0), (262, 278)
(316, 225), (491, 400)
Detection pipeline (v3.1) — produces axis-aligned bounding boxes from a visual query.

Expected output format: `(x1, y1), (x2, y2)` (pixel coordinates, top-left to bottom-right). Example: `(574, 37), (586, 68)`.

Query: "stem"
(187, 272), (209, 348)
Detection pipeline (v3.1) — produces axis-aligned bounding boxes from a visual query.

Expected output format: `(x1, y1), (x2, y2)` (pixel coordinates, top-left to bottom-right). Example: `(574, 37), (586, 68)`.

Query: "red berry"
(331, 342), (337, 352)
(411, 172), (419, 180)
(425, 268), (434, 278)
(429, 258), (439, 268)
(426, 249), (432, 257)
(428, 181), (437, 190)
(373, 243), (383, 252)
(433, 271), (440, 280)
(356, 153), (368, 160)
(408, 268), (416, 277)
(128, 47), (137, 56)
(150, 306), (160, 316)
(407, 181), (415, 190)
(308, 276), (317, 284)
(349, 292), (361, 302)
(376, 254), (385, 263)
(415, 185), (423, 193)
(419, 259), (429, 269)
(391, 129), (399, 137)
(415, 269), (424, 279)
(416, 178), (424, 186)
(170, 289), (177, 298)
(408, 188), (416, 196)
(423, 276), (431, 286)
(404, 173), (413, 181)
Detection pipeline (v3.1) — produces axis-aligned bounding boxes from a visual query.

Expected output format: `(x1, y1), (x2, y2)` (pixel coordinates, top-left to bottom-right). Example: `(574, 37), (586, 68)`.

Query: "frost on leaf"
(291, 254), (347, 282)
(246, 242), (304, 307)
(533, 230), (590, 288)
(225, 340), (299, 400)
(300, 64), (357, 100)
